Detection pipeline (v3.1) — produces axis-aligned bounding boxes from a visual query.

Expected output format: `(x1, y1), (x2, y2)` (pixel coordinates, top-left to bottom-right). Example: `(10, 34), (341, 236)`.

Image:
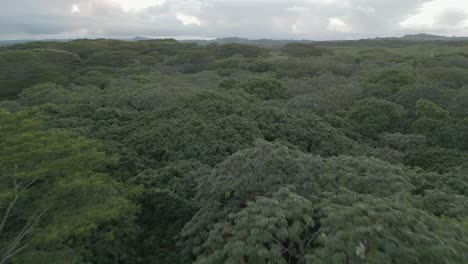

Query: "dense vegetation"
(1, 38), (467, 263)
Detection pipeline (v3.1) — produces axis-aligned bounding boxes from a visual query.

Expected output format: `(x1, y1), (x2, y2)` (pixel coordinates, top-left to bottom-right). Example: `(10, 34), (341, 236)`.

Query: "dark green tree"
(0, 109), (140, 263)
(347, 98), (406, 139)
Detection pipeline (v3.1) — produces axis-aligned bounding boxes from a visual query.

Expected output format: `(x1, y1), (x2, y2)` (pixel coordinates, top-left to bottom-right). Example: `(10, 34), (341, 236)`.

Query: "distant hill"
(180, 37), (316, 47)
(401, 33), (448, 40)
(129, 36), (152, 41)
(0, 39), (70, 46)
(400, 33), (468, 41)
(0, 40), (39, 46)
(3, 33), (468, 47)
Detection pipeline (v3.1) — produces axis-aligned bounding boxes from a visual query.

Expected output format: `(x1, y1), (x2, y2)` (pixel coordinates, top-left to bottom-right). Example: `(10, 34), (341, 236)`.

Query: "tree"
(236, 77), (287, 100)
(247, 59), (274, 73)
(282, 43), (331, 57)
(404, 146), (466, 172)
(0, 49), (78, 98)
(0, 109), (140, 263)
(365, 69), (417, 90)
(393, 84), (452, 110)
(362, 69), (417, 98)
(250, 105), (357, 156)
(380, 132), (426, 152)
(135, 188), (196, 264)
(449, 88), (468, 117)
(309, 193), (468, 264)
(412, 100), (459, 148)
(287, 76), (361, 115)
(0, 169), (44, 264)
(196, 187), (318, 264)
(182, 140), (468, 263)
(130, 161), (209, 263)
(126, 90), (261, 167)
(416, 99), (451, 122)
(85, 50), (138, 67)
(423, 67), (468, 89)
(213, 43), (269, 58)
(17, 83), (72, 106)
(347, 98), (406, 139)
(180, 141), (418, 261)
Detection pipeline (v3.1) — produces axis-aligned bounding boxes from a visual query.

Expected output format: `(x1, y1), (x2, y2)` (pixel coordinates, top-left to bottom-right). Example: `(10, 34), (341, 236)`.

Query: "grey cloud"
(0, 0), (467, 40)
(436, 9), (467, 26)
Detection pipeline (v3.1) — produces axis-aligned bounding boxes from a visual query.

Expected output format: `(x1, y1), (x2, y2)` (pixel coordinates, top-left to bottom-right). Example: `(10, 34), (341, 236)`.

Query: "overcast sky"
(1, 0), (468, 40)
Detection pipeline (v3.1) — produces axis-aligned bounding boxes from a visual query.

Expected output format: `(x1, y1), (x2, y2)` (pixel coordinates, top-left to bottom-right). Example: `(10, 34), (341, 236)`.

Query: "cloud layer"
(1, 0), (468, 40)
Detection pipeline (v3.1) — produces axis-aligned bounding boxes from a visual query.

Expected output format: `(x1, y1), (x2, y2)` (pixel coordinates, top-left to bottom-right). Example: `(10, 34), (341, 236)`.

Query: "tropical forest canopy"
(0, 38), (468, 263)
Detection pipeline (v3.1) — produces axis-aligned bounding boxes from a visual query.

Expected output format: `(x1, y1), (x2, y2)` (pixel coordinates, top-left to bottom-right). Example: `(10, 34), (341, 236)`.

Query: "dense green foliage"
(1, 38), (468, 263)
(0, 109), (140, 263)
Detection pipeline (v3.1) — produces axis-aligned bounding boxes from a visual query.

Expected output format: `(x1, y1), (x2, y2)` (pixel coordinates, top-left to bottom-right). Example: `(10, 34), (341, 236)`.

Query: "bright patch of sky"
(111, 0), (165, 12)
(327, 18), (351, 32)
(176, 13), (201, 26)
(71, 4), (80, 13)
(400, 0), (468, 28)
